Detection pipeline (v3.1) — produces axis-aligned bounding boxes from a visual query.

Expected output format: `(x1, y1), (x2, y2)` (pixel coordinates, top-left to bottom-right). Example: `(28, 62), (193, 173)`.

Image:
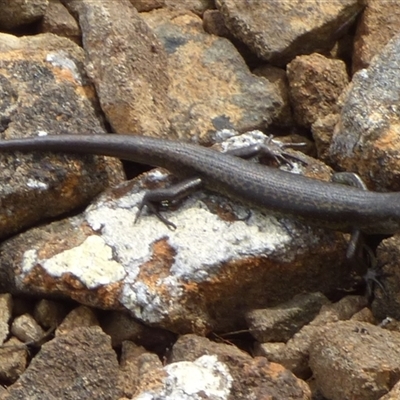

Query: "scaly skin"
(1, 134), (400, 234)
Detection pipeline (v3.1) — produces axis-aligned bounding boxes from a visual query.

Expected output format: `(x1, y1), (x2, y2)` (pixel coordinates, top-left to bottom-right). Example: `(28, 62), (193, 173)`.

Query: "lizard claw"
(363, 268), (388, 299)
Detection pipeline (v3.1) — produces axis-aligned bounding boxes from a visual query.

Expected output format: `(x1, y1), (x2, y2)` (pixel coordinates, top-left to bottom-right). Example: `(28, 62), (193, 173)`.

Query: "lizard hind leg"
(331, 171), (368, 259)
(332, 171), (387, 299)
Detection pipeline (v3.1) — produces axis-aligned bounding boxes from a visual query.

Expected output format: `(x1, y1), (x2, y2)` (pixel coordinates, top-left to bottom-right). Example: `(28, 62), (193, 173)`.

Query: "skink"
(1, 134), (400, 234)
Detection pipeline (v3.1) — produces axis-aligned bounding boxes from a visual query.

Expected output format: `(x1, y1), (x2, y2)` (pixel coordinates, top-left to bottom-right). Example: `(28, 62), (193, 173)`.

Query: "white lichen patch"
(22, 235), (125, 289)
(136, 355), (233, 400)
(75, 131), (328, 327)
(46, 51), (83, 85)
(84, 181), (299, 323)
(26, 178), (48, 190)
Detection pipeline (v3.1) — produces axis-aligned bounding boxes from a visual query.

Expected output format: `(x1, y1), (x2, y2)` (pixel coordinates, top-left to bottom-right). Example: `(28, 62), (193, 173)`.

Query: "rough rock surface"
(33, 299), (69, 329)
(0, 33), (124, 240)
(0, 338), (27, 385)
(246, 292), (330, 342)
(78, 0), (172, 137)
(353, 0), (400, 73)
(118, 341), (162, 398)
(309, 321), (400, 400)
(254, 295), (369, 379)
(0, 294), (12, 345)
(253, 65), (293, 127)
(380, 379), (400, 400)
(170, 334), (311, 400)
(371, 235), (400, 322)
(40, 0), (81, 44)
(55, 305), (99, 336)
(287, 53), (349, 128)
(143, 8), (284, 142)
(0, 0), (49, 30)
(129, 0), (165, 12)
(101, 311), (176, 351)
(2, 326), (121, 400)
(164, 0), (214, 16)
(330, 33), (400, 191)
(216, 0), (363, 65)
(11, 314), (45, 344)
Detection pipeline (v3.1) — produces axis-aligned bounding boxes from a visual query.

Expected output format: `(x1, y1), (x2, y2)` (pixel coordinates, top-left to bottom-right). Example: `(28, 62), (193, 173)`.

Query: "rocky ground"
(1, 0), (400, 399)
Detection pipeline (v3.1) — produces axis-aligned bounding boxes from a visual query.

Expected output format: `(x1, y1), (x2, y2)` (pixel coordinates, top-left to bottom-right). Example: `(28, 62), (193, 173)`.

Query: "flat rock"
(255, 295), (368, 379)
(40, 0), (81, 44)
(55, 305), (99, 336)
(33, 299), (69, 330)
(371, 235), (400, 322)
(287, 53), (349, 129)
(0, 338), (28, 385)
(78, 0), (171, 136)
(142, 9), (285, 142)
(0, 0), (49, 30)
(252, 65), (293, 127)
(136, 354), (234, 400)
(163, 0), (214, 16)
(380, 379), (400, 400)
(330, 32), (400, 190)
(216, 0), (363, 66)
(170, 334), (311, 400)
(0, 33), (125, 240)
(118, 341), (163, 398)
(0, 294), (12, 345)
(309, 321), (400, 400)
(246, 292), (330, 343)
(101, 311), (175, 352)
(2, 326), (121, 400)
(11, 314), (44, 344)
(203, 9), (232, 38)
(132, 0), (165, 12)
(353, 0), (400, 73)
